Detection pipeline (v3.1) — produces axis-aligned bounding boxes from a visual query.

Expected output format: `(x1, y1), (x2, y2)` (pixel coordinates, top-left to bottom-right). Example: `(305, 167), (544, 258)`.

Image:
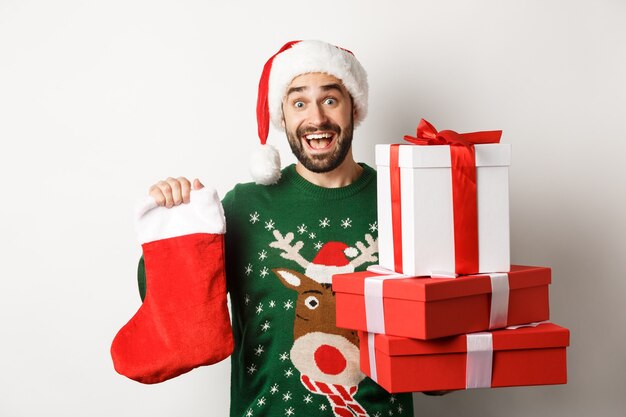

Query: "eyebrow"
(321, 83), (344, 93)
(286, 83), (345, 97)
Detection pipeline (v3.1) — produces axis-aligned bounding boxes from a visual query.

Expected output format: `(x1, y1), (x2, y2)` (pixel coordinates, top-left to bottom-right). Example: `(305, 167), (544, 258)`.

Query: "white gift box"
(376, 143), (511, 276)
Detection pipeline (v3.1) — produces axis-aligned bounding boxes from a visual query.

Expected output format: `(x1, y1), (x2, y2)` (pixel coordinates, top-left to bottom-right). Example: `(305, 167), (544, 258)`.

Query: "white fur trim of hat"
(267, 40), (369, 130)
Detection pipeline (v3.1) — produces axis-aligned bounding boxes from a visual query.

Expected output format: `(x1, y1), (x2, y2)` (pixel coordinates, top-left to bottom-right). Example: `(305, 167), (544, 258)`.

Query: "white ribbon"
(367, 333), (378, 382)
(363, 266), (412, 334)
(488, 273), (510, 329)
(465, 332), (494, 389)
(465, 321), (549, 389)
(506, 320), (548, 330)
(365, 265), (411, 276)
(430, 270), (458, 279)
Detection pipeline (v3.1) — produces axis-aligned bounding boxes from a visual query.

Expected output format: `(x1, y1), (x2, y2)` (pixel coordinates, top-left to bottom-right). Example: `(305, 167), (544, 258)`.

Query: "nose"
(307, 103), (328, 126)
(314, 344), (347, 375)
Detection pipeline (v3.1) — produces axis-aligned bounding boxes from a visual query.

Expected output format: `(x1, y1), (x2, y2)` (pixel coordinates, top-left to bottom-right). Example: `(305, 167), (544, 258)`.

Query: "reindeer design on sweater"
(270, 229), (378, 417)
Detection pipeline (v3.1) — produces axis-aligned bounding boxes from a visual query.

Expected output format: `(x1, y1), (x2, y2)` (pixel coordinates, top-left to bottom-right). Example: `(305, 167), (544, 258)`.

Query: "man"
(142, 40), (414, 417)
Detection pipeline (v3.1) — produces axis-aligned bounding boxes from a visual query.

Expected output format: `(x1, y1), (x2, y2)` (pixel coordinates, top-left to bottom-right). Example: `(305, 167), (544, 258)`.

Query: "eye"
(294, 101), (305, 108)
(324, 98), (336, 105)
(304, 295), (319, 310)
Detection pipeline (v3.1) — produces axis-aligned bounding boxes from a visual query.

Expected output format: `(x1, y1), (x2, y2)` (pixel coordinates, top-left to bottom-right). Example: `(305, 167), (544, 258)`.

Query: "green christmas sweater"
(139, 164), (413, 417)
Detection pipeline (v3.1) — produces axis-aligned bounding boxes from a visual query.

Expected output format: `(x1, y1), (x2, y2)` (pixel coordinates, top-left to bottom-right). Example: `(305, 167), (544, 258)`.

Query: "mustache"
(297, 122), (341, 137)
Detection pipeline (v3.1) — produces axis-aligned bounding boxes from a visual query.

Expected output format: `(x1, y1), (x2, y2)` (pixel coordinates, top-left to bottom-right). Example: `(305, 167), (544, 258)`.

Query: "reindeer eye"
(304, 296), (319, 310)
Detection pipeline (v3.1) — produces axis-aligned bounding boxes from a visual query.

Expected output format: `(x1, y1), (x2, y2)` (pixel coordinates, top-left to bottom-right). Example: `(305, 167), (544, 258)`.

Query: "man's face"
(281, 73), (356, 173)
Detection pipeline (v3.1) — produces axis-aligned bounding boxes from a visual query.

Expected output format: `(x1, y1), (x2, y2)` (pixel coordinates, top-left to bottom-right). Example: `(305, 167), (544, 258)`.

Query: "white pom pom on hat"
(251, 40), (369, 185)
(344, 246), (359, 258)
(249, 143), (281, 186)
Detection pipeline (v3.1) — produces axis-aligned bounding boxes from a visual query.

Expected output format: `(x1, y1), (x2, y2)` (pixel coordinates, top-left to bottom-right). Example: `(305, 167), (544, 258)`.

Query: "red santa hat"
(251, 40), (369, 185)
(305, 241), (358, 285)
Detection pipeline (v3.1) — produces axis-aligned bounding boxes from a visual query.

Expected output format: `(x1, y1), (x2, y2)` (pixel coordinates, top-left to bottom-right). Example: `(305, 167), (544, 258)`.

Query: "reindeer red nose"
(314, 344), (347, 375)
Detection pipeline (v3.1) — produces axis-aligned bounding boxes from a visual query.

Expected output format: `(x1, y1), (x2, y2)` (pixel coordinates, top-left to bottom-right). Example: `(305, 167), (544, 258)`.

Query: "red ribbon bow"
(404, 119), (502, 147)
(390, 119), (502, 275)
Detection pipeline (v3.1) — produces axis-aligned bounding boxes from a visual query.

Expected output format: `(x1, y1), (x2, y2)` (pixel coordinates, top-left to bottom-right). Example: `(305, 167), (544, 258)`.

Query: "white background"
(1, 0), (625, 416)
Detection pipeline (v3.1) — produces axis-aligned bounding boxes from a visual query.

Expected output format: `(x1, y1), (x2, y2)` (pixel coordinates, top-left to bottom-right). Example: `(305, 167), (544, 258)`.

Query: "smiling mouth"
(303, 132), (335, 150)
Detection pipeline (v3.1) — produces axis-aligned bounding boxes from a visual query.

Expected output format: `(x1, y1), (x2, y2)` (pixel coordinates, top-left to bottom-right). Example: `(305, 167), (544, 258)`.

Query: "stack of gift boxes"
(332, 120), (569, 393)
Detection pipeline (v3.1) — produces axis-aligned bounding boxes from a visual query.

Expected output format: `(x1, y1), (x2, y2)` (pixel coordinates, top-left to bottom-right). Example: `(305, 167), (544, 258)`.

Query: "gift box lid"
(367, 323), (570, 356)
(375, 143), (511, 168)
(333, 265), (550, 302)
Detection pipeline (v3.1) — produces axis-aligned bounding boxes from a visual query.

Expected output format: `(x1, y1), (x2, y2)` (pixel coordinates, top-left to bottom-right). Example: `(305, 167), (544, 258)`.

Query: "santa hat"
(305, 241), (358, 285)
(251, 40), (369, 185)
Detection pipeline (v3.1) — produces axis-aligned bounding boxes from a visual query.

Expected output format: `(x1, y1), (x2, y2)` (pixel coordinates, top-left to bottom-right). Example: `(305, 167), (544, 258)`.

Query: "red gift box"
(333, 265), (550, 339)
(360, 322), (569, 393)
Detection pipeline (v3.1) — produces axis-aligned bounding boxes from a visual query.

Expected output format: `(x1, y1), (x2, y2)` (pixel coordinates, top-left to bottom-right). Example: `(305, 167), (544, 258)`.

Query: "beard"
(285, 118), (354, 174)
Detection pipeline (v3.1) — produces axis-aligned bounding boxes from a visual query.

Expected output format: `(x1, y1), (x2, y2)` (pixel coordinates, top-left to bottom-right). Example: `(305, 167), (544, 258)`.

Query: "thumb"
(193, 178), (204, 190)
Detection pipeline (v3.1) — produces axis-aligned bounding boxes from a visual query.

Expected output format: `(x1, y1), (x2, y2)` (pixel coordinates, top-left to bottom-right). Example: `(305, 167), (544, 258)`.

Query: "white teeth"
(305, 133), (332, 140)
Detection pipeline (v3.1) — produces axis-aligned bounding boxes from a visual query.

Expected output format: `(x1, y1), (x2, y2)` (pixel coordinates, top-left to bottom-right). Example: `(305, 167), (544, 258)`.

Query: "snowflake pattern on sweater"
(222, 165), (413, 417)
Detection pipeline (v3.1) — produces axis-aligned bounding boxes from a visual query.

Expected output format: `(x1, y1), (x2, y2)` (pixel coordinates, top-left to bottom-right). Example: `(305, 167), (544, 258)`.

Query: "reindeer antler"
(349, 233), (378, 268)
(269, 230), (310, 269)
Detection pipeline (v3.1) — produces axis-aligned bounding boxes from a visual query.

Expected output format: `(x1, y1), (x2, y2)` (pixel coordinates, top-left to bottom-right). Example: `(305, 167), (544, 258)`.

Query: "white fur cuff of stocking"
(135, 187), (226, 244)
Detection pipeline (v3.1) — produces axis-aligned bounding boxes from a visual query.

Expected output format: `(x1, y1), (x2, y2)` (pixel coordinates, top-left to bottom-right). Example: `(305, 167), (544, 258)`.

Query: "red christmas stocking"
(111, 187), (233, 384)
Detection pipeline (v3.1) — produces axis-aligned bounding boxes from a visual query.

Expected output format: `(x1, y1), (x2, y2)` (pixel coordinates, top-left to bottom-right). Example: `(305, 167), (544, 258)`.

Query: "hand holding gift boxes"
(332, 119), (569, 393)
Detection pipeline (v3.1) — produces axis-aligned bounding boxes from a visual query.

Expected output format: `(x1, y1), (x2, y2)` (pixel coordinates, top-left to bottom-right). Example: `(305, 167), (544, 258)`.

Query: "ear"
(281, 115), (286, 129)
(273, 268), (305, 290)
(274, 268), (322, 292)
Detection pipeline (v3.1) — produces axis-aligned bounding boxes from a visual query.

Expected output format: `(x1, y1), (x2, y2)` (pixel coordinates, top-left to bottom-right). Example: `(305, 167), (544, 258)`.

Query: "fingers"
(148, 182), (168, 207)
(193, 178), (204, 190)
(178, 177), (191, 204)
(166, 177), (184, 207)
(148, 177), (194, 208)
(422, 390), (456, 396)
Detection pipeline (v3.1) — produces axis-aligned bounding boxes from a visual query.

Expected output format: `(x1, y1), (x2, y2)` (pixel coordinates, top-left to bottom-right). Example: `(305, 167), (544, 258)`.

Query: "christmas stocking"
(111, 187), (233, 384)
